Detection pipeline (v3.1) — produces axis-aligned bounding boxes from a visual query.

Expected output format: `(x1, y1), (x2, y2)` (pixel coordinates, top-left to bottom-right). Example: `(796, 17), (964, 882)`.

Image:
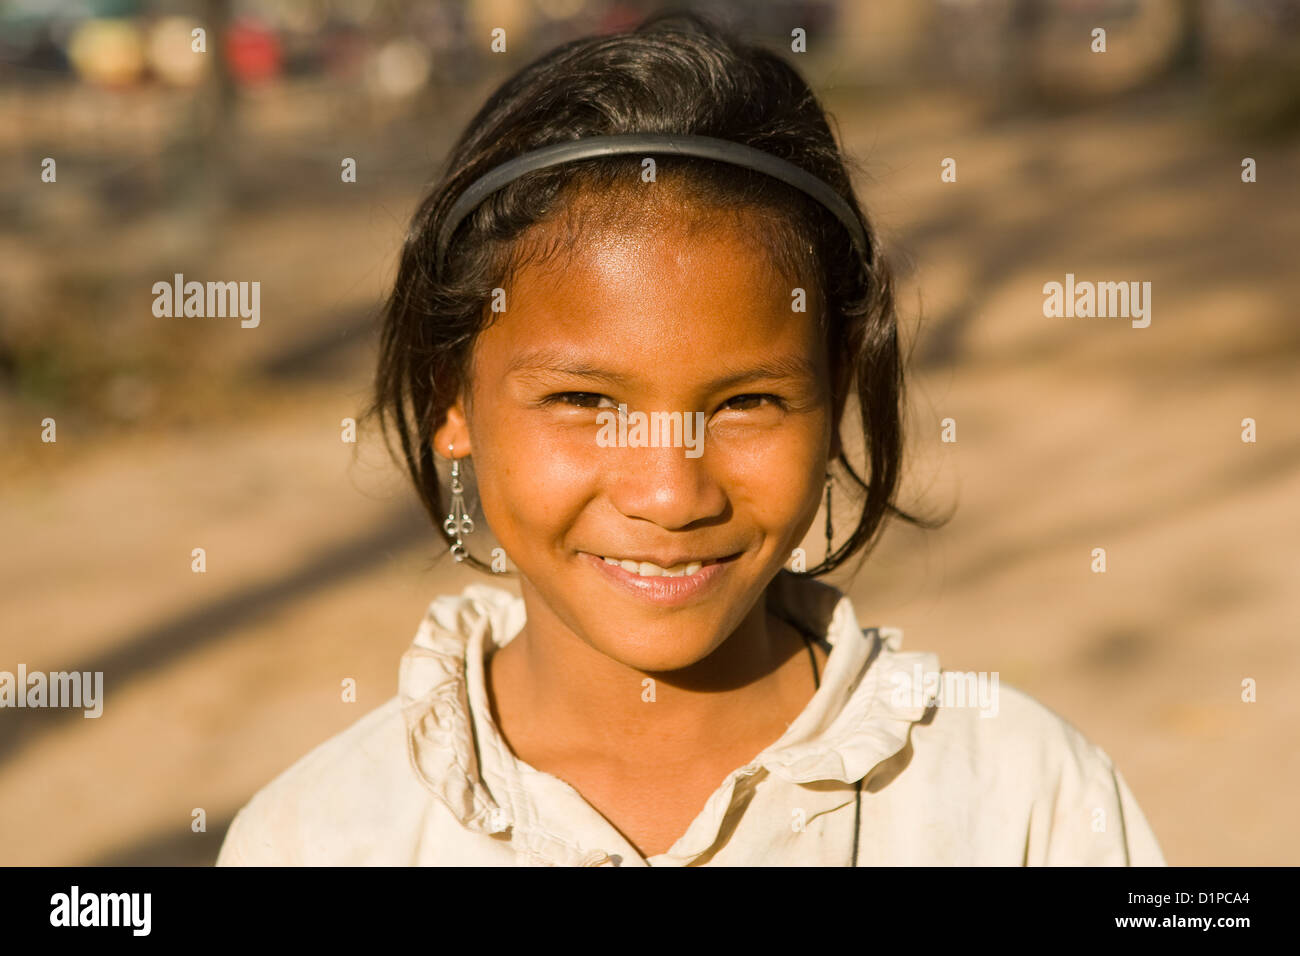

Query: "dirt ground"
(1, 82), (1296, 865)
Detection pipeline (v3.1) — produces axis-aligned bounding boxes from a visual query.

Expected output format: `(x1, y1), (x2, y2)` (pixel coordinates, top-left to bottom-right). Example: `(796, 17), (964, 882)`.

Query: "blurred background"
(1, 0), (1297, 865)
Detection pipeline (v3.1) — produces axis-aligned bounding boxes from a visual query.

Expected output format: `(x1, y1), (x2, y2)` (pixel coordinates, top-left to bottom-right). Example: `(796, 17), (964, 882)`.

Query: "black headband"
(434, 133), (868, 266)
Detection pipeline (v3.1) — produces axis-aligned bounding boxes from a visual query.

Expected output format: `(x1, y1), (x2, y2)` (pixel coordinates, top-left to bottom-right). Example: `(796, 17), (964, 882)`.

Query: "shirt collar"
(398, 570), (939, 861)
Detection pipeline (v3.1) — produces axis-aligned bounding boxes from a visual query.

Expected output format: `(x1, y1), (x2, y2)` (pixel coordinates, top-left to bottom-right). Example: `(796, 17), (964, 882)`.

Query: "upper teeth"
(602, 556), (706, 577)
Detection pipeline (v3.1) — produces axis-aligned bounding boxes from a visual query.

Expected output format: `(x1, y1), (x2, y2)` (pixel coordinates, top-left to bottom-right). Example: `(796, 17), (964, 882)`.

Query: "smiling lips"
(583, 551), (731, 606)
(597, 555), (716, 577)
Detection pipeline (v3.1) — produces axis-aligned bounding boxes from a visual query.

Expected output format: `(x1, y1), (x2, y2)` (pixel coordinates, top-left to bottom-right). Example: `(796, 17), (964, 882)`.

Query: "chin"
(592, 627), (722, 674)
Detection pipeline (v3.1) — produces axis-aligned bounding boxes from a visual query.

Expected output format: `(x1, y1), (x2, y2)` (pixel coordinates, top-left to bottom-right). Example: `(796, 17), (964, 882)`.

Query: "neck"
(485, 583), (813, 769)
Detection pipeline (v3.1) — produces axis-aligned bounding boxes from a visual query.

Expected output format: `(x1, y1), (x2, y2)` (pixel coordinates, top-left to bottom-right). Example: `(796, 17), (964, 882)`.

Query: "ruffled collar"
(398, 570), (939, 863)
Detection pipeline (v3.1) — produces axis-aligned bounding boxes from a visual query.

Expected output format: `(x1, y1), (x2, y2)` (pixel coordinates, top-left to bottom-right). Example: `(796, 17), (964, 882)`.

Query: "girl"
(218, 11), (1164, 866)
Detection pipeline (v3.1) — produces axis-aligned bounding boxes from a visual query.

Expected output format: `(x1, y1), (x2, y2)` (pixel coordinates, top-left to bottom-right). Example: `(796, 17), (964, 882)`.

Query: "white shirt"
(216, 571), (1166, 866)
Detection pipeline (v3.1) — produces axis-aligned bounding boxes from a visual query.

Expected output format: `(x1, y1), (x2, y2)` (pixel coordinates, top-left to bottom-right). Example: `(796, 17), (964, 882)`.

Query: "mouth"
(579, 551), (739, 606)
(591, 554), (724, 578)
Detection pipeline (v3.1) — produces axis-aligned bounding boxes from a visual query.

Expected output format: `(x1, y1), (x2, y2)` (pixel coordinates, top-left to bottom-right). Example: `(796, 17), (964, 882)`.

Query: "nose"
(605, 442), (727, 532)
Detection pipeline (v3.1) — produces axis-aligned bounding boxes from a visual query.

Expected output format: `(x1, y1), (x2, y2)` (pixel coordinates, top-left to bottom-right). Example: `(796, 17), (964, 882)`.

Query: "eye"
(539, 392), (618, 410)
(720, 393), (787, 412)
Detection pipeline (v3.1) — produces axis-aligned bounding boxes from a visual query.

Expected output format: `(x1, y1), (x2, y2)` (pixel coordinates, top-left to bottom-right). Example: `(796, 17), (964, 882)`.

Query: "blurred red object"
(223, 19), (282, 84)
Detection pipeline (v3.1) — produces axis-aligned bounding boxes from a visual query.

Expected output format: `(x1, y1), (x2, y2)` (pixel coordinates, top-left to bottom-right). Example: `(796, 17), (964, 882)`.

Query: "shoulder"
(926, 679), (1103, 771)
(216, 697), (429, 866)
(905, 678), (1165, 864)
(910, 677), (1115, 797)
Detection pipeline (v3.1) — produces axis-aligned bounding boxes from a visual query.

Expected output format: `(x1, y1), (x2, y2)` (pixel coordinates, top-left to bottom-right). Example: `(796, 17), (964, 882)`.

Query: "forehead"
(474, 214), (822, 373)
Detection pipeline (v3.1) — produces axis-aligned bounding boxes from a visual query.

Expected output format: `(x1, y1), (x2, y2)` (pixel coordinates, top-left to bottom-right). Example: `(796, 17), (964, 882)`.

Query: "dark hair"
(362, 9), (948, 577)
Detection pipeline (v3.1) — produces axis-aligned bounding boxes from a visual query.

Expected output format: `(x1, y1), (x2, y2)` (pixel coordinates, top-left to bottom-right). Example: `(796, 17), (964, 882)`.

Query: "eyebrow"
(506, 348), (821, 391)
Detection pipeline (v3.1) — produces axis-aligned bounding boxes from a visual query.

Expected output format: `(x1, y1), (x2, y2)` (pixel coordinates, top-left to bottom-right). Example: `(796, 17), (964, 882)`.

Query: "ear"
(432, 398), (472, 460)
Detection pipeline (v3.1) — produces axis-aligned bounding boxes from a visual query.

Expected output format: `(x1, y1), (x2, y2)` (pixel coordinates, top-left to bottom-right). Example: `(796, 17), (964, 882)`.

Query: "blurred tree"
(1168, 0), (1206, 77)
(173, 0), (236, 239)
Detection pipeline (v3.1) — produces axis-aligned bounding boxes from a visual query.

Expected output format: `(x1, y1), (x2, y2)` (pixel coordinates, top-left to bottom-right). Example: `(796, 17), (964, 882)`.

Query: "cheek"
(475, 421), (602, 534)
(473, 404), (828, 541)
(711, 427), (825, 526)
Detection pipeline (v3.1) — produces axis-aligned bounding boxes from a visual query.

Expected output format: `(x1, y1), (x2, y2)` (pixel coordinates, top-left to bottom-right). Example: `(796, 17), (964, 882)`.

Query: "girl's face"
(439, 208), (838, 673)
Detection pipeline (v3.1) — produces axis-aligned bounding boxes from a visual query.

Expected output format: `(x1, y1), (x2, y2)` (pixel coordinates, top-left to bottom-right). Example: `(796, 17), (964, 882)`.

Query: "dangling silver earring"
(823, 471), (833, 564)
(443, 442), (474, 562)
